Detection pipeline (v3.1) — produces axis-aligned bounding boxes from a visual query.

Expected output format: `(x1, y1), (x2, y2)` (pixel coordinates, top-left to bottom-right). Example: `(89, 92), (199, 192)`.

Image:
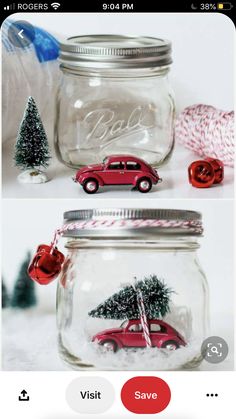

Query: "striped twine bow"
(134, 278), (152, 348)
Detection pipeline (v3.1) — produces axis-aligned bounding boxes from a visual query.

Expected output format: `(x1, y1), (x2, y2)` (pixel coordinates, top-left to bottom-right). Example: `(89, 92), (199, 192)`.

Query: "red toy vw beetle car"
(73, 155), (162, 193)
(92, 319), (186, 352)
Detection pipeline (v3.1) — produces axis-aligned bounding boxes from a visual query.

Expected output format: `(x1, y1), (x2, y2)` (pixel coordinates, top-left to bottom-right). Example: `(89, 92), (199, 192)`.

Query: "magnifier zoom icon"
(210, 346), (219, 354)
(207, 344), (222, 357)
(202, 337), (228, 363)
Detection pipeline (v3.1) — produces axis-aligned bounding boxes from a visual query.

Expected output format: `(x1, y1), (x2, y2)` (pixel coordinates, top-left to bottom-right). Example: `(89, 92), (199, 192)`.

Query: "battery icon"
(217, 2), (234, 9)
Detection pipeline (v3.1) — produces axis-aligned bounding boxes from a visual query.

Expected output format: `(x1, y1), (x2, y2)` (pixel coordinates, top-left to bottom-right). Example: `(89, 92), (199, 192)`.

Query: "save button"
(121, 376), (171, 414)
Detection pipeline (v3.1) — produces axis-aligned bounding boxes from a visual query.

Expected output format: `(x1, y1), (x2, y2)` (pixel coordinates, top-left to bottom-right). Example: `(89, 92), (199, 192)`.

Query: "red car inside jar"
(92, 319), (186, 352)
(74, 155), (162, 193)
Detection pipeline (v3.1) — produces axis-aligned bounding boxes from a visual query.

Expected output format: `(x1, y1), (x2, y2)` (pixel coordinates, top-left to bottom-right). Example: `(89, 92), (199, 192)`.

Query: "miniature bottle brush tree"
(89, 275), (172, 320)
(14, 96), (51, 183)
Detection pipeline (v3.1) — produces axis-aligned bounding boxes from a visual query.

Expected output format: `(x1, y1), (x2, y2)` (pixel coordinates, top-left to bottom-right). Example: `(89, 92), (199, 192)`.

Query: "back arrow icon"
(8, 21), (35, 48)
(18, 29), (24, 39)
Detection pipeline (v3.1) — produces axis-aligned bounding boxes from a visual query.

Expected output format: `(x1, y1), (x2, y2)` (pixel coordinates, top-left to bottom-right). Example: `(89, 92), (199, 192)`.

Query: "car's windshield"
(120, 320), (128, 328)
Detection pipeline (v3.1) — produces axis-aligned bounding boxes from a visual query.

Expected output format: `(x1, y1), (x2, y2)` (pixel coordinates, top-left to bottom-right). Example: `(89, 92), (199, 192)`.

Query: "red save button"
(121, 376), (171, 414)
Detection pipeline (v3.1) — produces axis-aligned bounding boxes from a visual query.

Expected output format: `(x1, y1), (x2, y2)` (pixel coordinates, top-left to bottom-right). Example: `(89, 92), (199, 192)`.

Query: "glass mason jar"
(57, 208), (209, 371)
(55, 35), (175, 168)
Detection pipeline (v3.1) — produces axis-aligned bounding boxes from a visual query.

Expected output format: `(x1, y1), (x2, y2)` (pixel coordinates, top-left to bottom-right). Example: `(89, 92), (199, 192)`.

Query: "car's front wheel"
(136, 177), (152, 193)
(83, 178), (99, 194)
(161, 340), (179, 351)
(100, 339), (118, 353)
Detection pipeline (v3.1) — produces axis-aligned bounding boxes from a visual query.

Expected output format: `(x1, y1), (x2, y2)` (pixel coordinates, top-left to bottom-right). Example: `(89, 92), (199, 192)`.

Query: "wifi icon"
(51, 2), (60, 9)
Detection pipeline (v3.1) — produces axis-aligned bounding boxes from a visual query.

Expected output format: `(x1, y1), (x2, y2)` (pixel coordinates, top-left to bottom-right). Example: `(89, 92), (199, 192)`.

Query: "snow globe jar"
(55, 35), (175, 168)
(56, 208), (209, 371)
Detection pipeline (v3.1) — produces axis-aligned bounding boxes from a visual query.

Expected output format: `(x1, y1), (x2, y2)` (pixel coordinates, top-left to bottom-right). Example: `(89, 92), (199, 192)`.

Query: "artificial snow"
(72, 337), (202, 371)
(2, 309), (233, 371)
(17, 169), (48, 184)
(2, 309), (68, 371)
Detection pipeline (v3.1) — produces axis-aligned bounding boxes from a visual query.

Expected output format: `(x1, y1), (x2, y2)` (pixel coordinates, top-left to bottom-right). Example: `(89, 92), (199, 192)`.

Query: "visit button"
(121, 376), (171, 414)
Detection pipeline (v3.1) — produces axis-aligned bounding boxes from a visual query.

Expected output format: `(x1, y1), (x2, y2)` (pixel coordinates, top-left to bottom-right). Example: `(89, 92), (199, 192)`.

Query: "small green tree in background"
(14, 96), (51, 173)
(2, 279), (10, 308)
(89, 275), (172, 320)
(11, 252), (37, 309)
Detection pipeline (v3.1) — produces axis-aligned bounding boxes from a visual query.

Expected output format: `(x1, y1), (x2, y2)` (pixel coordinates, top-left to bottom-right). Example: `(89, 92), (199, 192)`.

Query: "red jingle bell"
(188, 158), (224, 188)
(204, 158), (224, 184)
(28, 244), (65, 285)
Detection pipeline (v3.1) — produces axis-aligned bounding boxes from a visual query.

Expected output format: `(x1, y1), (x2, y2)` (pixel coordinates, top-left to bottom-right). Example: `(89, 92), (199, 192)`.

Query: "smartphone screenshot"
(1, 1), (235, 418)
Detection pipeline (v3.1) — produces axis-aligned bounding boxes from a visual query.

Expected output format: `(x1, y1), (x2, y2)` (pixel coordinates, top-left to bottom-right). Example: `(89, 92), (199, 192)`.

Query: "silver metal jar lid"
(62, 209), (203, 238)
(59, 35), (172, 69)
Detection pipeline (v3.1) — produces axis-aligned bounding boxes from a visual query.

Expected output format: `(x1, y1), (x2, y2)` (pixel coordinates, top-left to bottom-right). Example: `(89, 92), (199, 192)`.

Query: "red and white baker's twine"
(50, 218), (203, 252)
(175, 104), (234, 167)
(135, 285), (152, 348)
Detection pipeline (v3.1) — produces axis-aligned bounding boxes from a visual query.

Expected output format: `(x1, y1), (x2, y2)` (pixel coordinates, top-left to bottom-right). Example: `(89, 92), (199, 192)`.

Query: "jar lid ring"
(59, 34), (172, 69)
(51, 214), (203, 250)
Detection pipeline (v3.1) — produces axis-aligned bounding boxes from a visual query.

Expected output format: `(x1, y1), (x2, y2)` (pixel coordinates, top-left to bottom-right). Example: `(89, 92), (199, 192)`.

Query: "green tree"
(89, 275), (172, 320)
(2, 279), (10, 308)
(11, 252), (37, 309)
(14, 96), (51, 171)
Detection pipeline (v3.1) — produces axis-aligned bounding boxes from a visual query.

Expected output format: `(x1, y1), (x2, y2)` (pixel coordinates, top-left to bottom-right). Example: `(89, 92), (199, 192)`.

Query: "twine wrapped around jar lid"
(58, 209), (203, 239)
(59, 35), (172, 69)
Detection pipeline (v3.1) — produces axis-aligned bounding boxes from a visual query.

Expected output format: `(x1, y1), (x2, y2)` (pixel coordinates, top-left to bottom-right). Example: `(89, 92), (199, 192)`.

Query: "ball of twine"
(175, 104), (234, 167)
